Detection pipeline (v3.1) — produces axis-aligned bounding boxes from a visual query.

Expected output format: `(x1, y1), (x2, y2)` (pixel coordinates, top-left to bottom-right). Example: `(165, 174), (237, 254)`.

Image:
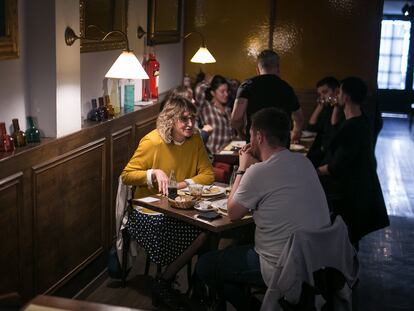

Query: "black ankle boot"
(152, 277), (188, 310)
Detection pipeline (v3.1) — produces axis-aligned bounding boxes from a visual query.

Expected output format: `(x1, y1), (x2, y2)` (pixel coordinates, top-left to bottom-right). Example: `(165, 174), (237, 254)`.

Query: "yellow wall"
(184, 0), (383, 92)
(184, 0), (271, 81)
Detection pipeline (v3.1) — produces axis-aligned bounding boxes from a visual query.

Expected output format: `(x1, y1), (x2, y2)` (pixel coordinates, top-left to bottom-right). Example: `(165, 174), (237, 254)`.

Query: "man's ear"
(257, 130), (264, 144)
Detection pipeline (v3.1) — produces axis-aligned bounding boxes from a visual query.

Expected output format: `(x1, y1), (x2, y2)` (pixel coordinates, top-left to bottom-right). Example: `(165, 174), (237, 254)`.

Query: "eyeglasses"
(179, 115), (196, 124)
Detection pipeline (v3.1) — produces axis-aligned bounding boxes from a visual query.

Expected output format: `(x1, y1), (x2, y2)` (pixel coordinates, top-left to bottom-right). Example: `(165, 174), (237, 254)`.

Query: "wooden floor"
(357, 116), (414, 311)
(83, 116), (414, 310)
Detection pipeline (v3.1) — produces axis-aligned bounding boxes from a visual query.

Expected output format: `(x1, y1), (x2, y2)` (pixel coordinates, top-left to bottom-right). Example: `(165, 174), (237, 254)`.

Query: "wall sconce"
(137, 26), (216, 64)
(402, 3), (414, 18)
(65, 26), (149, 80)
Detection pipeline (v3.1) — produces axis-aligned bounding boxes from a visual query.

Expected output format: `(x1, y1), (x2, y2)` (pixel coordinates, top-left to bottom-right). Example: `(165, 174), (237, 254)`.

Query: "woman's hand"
(202, 124), (213, 135)
(152, 169), (169, 195)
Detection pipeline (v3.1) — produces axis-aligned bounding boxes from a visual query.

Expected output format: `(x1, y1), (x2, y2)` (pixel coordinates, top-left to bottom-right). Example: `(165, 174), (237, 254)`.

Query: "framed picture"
(80, 0), (128, 53)
(0, 0), (19, 60)
(147, 0), (182, 45)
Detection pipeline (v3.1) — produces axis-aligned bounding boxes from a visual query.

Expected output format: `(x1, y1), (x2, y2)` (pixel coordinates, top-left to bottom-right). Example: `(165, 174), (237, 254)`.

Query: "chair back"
(261, 216), (359, 311)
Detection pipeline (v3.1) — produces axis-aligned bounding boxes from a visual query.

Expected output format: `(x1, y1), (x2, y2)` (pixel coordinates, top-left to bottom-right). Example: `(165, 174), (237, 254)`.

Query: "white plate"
(211, 199), (228, 211)
(231, 141), (246, 148)
(180, 185), (225, 197)
(301, 136), (314, 142)
(301, 130), (317, 138)
(224, 140), (246, 151)
(194, 201), (216, 212)
(290, 143), (305, 151)
(219, 150), (234, 155)
(202, 186), (226, 197)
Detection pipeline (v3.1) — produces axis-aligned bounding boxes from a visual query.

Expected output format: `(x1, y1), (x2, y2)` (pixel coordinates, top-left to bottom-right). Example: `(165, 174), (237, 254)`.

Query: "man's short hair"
(316, 76), (340, 90)
(340, 77), (367, 105)
(251, 108), (290, 148)
(257, 50), (280, 71)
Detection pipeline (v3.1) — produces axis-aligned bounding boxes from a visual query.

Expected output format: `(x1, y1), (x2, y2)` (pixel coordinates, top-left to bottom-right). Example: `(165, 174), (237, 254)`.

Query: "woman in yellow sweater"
(122, 95), (214, 309)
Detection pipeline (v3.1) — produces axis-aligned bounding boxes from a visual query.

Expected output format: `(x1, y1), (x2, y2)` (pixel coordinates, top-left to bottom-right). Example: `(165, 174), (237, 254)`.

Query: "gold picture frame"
(0, 0), (19, 60)
(147, 0), (182, 45)
(80, 0), (128, 53)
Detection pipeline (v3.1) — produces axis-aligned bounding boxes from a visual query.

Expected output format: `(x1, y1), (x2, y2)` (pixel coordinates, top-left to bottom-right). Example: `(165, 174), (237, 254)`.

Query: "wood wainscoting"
(0, 103), (159, 302)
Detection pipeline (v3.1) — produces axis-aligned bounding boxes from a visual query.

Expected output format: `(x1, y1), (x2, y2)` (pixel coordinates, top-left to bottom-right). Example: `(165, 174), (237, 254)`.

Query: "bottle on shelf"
(124, 83), (135, 112)
(146, 51), (160, 101)
(104, 95), (115, 118)
(109, 80), (121, 115)
(0, 122), (15, 152)
(87, 98), (101, 121)
(11, 118), (27, 147)
(25, 116), (41, 143)
(98, 97), (109, 120)
(168, 169), (178, 199)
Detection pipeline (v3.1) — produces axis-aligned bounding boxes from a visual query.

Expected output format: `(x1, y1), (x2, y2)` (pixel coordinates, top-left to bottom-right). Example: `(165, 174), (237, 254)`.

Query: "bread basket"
(168, 195), (197, 209)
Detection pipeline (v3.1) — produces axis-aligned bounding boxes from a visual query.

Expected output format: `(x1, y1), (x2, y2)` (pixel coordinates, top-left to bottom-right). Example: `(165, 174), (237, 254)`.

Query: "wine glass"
(327, 96), (338, 106)
(316, 97), (325, 105)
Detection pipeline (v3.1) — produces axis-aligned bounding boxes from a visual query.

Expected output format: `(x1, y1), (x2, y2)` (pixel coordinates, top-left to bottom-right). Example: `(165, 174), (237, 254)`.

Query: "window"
(377, 20), (411, 89)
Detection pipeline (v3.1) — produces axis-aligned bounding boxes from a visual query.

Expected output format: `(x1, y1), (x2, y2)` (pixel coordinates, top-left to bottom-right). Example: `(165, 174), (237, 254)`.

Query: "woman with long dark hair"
(198, 75), (233, 154)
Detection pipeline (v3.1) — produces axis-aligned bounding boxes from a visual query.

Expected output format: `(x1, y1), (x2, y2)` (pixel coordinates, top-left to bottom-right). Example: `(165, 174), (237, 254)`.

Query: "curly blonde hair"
(157, 95), (197, 143)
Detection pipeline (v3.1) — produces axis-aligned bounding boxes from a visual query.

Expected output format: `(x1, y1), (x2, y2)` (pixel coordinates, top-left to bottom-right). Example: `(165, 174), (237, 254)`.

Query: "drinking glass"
(189, 184), (203, 200)
(327, 96), (338, 106)
(229, 165), (239, 190)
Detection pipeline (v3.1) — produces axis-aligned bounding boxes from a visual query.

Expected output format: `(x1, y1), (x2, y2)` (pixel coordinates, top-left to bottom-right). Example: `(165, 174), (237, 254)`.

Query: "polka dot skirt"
(127, 209), (202, 266)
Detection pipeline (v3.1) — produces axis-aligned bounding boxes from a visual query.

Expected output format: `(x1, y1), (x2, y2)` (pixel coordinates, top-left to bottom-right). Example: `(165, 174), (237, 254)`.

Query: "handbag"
(108, 245), (122, 279)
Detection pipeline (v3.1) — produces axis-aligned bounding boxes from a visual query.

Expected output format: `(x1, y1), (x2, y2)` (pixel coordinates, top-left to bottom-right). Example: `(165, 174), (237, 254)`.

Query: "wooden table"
(298, 136), (316, 154)
(213, 140), (244, 165)
(22, 295), (148, 311)
(132, 195), (253, 233)
(213, 150), (239, 166)
(213, 136), (316, 164)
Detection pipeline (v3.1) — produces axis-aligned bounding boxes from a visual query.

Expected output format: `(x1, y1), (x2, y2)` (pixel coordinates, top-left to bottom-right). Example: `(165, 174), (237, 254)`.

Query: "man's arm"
(308, 103), (324, 126)
(227, 174), (249, 220)
(227, 144), (259, 220)
(231, 98), (248, 138)
(330, 106), (342, 126)
(317, 164), (330, 176)
(291, 108), (304, 142)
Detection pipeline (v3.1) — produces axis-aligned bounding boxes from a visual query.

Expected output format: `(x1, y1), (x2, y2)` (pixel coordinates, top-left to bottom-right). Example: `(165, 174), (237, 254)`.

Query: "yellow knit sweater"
(122, 129), (215, 199)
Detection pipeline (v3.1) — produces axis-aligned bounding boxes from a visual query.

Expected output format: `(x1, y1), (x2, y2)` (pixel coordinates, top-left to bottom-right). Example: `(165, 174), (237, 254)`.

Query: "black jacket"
(320, 115), (389, 242)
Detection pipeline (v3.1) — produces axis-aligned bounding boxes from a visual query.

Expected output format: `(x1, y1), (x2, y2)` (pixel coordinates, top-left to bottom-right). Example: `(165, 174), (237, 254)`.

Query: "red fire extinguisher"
(145, 53), (160, 100)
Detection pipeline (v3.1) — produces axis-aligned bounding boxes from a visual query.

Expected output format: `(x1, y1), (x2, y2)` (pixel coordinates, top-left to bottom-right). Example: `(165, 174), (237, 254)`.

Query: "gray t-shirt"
(233, 149), (330, 282)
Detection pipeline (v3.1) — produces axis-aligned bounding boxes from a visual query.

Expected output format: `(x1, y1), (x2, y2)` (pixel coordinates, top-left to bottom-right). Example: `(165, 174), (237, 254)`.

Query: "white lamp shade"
(105, 51), (149, 79)
(190, 47), (216, 64)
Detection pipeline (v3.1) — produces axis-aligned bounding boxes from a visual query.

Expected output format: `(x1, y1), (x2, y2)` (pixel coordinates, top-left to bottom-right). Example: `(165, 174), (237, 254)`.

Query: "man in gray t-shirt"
(196, 108), (330, 310)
